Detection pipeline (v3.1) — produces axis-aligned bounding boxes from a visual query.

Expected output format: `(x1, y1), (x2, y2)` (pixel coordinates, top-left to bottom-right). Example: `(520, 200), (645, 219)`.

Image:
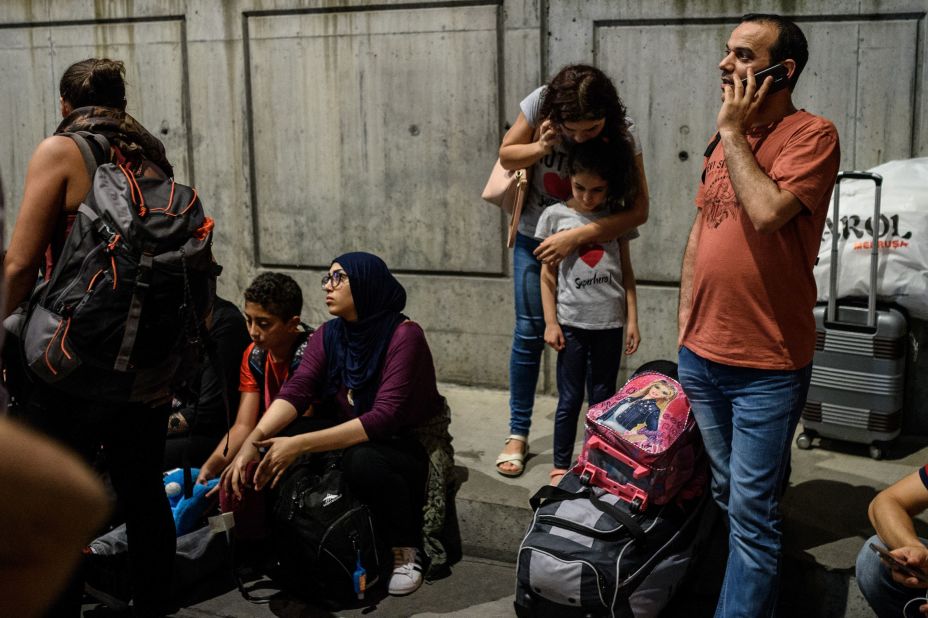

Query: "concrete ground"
(83, 383), (928, 617)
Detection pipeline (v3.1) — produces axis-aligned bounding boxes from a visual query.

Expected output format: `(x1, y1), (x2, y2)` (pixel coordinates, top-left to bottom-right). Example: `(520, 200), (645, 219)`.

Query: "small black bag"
(271, 454), (384, 601)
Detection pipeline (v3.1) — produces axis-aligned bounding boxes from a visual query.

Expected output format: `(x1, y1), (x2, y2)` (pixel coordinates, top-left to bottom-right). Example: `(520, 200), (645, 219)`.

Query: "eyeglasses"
(321, 270), (349, 289)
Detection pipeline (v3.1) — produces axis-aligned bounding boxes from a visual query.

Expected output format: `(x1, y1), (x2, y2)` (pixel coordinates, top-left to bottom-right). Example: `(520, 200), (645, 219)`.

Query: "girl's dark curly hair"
(539, 64), (640, 207)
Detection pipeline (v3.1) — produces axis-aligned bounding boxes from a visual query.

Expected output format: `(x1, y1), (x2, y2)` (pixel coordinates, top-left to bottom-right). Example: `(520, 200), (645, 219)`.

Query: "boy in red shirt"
(196, 272), (311, 485)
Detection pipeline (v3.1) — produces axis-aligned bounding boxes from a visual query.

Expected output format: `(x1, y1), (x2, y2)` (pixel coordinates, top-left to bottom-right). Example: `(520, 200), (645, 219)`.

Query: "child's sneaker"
(388, 547), (423, 596)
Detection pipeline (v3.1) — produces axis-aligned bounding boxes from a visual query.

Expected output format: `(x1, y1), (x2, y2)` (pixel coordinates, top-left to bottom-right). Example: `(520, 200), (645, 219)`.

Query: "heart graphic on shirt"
(543, 172), (572, 200)
(579, 244), (604, 268)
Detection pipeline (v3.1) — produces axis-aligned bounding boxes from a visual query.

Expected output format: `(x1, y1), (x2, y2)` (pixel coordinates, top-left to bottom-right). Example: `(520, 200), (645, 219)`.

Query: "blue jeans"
(857, 535), (928, 618)
(509, 233), (545, 437)
(553, 325), (623, 469)
(678, 346), (812, 618)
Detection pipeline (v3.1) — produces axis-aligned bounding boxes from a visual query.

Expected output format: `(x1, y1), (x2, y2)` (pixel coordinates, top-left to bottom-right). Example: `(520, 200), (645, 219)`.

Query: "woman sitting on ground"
(221, 252), (447, 596)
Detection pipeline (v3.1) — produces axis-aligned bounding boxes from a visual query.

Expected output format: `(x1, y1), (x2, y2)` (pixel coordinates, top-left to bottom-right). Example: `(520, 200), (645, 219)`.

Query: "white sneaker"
(388, 546), (423, 596)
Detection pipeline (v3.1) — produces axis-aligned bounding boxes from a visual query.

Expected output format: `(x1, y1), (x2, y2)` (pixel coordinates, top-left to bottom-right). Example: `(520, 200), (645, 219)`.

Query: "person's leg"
(678, 346), (734, 512)
(587, 327), (623, 406)
(341, 437), (429, 550)
(857, 534), (928, 618)
(18, 388), (103, 618)
(552, 326), (588, 471)
(507, 233), (544, 438)
(342, 437), (429, 595)
(103, 403), (176, 616)
(704, 359), (812, 618)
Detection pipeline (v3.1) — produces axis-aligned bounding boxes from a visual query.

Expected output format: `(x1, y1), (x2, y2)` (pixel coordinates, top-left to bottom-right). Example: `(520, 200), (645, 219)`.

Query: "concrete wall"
(1, 0), (926, 392)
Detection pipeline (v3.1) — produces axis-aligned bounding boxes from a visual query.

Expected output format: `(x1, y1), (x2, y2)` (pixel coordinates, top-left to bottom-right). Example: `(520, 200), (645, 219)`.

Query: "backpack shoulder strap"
(289, 327), (312, 373)
(248, 344), (267, 388)
(700, 132), (721, 185)
(60, 131), (110, 179)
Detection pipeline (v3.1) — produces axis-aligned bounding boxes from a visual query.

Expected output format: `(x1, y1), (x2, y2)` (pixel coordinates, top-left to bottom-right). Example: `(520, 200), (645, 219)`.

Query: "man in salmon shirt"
(677, 14), (840, 618)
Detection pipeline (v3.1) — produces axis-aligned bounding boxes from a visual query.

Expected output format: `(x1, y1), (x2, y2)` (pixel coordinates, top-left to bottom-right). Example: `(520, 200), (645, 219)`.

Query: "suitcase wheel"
(795, 432), (813, 450)
(869, 444), (884, 460)
(579, 470), (592, 486)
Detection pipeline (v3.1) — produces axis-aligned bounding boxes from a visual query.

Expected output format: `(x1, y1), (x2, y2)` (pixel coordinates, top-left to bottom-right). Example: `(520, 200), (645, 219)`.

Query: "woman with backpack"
(2, 58), (179, 617)
(221, 251), (450, 597)
(495, 64), (650, 477)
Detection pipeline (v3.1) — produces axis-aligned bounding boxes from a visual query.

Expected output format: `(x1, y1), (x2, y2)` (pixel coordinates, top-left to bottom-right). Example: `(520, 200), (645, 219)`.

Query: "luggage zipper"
(536, 514), (630, 542)
(51, 242), (108, 315)
(319, 507), (368, 576)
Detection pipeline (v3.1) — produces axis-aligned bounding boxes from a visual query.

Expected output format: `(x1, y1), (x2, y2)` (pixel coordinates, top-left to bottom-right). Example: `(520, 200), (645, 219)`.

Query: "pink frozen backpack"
(574, 363), (708, 512)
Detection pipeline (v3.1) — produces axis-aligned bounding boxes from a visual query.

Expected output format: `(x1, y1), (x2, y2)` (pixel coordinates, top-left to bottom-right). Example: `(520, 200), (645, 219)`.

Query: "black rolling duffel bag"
(514, 470), (714, 618)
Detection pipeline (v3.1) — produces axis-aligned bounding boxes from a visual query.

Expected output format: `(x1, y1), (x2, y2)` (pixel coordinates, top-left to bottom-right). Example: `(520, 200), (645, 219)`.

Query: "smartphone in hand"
(870, 543), (928, 584)
(741, 63), (790, 94)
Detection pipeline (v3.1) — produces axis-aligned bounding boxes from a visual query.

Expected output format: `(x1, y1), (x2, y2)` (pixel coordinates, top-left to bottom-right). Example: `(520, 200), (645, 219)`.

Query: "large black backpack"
(7, 131), (218, 403)
(271, 453), (384, 603)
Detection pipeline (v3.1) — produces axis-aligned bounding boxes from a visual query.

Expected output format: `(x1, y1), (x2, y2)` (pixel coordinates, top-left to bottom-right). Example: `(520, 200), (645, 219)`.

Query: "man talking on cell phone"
(857, 466), (928, 617)
(677, 14), (840, 618)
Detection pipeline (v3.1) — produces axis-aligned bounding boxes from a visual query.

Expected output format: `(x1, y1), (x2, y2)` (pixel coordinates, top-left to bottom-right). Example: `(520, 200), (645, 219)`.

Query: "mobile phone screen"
(740, 63), (789, 93)
(870, 543), (928, 584)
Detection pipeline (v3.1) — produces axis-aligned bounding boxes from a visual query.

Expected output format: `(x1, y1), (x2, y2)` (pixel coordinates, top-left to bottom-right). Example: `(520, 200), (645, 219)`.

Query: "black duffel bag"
(514, 470), (715, 618)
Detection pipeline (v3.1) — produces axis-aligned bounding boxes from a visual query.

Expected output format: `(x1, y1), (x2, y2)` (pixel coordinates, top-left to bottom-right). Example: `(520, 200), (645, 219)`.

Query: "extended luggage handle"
(827, 171), (883, 329)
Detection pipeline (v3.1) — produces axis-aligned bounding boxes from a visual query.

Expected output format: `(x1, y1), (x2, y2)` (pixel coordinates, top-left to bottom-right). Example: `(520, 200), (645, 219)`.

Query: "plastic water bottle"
(353, 551), (366, 600)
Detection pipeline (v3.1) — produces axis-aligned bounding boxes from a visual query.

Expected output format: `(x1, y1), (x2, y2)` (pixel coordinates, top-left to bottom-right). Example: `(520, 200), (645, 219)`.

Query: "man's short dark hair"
(742, 14), (808, 90)
(244, 272), (302, 321)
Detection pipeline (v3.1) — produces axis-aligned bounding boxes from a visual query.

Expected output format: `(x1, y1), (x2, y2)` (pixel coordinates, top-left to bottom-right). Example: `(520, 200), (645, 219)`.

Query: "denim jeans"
(509, 232), (545, 437)
(553, 325), (623, 469)
(678, 346), (812, 618)
(857, 535), (928, 618)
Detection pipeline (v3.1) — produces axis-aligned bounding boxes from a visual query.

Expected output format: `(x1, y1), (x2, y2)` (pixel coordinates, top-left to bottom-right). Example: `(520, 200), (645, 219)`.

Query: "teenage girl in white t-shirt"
(494, 65), (650, 477)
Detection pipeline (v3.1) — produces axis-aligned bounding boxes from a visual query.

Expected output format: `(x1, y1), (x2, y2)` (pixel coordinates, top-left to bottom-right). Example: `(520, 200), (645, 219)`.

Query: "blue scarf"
(322, 252), (407, 414)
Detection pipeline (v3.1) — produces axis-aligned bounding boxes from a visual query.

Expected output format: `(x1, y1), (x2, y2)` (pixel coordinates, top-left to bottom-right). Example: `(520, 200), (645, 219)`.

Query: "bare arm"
(540, 262), (564, 351)
(3, 137), (84, 317)
(868, 470), (928, 587)
(678, 211), (703, 344)
(498, 113), (557, 171)
(716, 70), (802, 233)
(620, 238), (640, 355)
(869, 471), (928, 551)
(534, 153), (650, 264)
(219, 396), (300, 498)
(253, 418), (370, 491)
(719, 130), (803, 233)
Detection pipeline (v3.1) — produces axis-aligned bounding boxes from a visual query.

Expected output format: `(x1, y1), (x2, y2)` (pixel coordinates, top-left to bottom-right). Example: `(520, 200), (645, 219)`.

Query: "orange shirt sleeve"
(767, 118), (840, 215)
(239, 343), (259, 393)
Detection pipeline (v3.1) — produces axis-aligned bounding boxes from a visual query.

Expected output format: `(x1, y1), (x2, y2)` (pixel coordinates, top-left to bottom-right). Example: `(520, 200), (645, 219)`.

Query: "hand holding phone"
(741, 63), (790, 94)
(870, 542), (928, 585)
(538, 119), (559, 154)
